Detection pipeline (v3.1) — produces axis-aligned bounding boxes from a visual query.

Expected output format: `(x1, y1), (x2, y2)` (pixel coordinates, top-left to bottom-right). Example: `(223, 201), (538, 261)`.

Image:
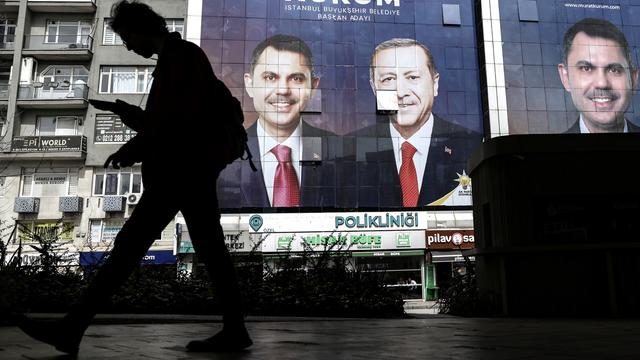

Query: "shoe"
(186, 327), (253, 352)
(16, 315), (85, 355)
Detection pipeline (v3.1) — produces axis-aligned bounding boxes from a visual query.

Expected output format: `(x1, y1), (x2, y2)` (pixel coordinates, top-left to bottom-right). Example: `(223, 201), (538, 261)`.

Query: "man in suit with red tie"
(218, 34), (337, 208)
(558, 18), (640, 134)
(347, 38), (481, 208)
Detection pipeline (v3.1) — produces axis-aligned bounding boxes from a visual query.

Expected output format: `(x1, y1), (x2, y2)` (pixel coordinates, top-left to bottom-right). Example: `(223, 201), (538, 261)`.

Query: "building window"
(45, 20), (92, 45)
(166, 19), (184, 35)
(36, 65), (88, 99)
(99, 66), (154, 94)
(28, 116), (80, 136)
(0, 18), (16, 48)
(102, 20), (123, 45)
(20, 168), (79, 197)
(93, 168), (143, 196)
(103, 18), (183, 45)
(1, 66), (10, 98)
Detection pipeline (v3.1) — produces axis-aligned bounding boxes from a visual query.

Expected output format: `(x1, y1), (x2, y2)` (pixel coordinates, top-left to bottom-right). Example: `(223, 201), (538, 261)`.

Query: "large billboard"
(500, 1), (640, 134)
(201, 0), (484, 209)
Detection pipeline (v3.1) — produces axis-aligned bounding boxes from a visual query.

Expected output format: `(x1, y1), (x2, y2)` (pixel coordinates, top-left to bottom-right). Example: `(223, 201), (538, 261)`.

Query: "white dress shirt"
(390, 113), (434, 190)
(579, 115), (628, 133)
(257, 119), (303, 206)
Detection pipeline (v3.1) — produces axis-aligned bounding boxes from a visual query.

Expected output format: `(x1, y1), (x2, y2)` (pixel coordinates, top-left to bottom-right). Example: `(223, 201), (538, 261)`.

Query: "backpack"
(217, 79), (257, 171)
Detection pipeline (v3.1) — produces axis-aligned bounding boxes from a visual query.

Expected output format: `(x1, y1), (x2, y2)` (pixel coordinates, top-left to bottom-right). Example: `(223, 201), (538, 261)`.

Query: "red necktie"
(271, 144), (300, 207)
(400, 142), (419, 207)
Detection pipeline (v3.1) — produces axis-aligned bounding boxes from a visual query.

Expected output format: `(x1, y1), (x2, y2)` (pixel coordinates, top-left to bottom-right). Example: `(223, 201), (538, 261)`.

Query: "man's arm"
(103, 134), (145, 169)
(89, 99), (146, 132)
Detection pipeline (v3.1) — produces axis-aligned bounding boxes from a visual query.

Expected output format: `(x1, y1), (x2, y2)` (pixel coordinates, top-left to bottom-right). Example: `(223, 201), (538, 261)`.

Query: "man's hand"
(89, 99), (145, 132)
(104, 148), (138, 169)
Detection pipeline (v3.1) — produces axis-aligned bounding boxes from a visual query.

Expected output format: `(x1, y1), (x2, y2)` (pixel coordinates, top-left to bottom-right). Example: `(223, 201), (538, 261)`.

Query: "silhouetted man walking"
(17, 0), (252, 354)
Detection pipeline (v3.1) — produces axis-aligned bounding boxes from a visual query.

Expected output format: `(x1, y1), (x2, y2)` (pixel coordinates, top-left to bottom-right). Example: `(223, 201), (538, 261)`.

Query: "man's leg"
(181, 190), (252, 351)
(18, 190), (179, 354)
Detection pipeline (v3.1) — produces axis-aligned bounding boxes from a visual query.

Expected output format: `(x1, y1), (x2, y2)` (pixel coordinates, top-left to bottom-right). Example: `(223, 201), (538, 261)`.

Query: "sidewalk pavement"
(1, 314), (639, 359)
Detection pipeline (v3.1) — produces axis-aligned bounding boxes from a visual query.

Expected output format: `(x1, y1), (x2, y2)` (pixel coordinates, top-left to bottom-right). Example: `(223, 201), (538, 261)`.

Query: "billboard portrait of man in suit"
(349, 38), (481, 208)
(558, 18), (639, 133)
(217, 34), (336, 208)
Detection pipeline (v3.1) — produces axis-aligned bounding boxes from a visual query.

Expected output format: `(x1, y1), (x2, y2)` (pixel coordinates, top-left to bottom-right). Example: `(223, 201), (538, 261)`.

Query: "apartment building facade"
(0, 0), (187, 267)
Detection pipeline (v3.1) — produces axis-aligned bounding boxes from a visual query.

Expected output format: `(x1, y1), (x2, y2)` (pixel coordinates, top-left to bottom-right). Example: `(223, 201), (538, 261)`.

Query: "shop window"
(93, 168), (143, 196)
(16, 221), (74, 244)
(99, 66), (154, 94)
(89, 218), (125, 243)
(20, 168), (79, 197)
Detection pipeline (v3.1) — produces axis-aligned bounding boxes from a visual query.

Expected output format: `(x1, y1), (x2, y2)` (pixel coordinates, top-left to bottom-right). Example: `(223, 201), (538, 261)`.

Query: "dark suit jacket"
(337, 114), (482, 208)
(217, 120), (339, 208)
(565, 118), (640, 133)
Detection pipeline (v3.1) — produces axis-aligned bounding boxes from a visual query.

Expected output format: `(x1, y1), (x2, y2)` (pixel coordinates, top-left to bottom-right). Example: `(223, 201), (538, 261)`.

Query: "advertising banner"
(12, 136), (86, 152)
(202, 0), (484, 210)
(94, 115), (137, 144)
(500, 1), (640, 135)
(247, 211), (427, 233)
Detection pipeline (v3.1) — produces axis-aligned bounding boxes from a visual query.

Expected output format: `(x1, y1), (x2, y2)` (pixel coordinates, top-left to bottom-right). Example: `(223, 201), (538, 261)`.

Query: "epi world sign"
(261, 230), (426, 252)
(425, 230), (475, 250)
(248, 212), (428, 233)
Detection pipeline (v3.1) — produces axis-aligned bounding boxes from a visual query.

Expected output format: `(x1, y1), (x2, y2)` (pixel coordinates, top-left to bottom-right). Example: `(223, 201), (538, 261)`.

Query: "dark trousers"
(71, 178), (243, 326)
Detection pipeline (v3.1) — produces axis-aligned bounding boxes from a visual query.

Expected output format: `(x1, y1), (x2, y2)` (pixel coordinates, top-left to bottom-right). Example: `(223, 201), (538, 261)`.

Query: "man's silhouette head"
(109, 0), (168, 58)
(558, 18), (638, 133)
(244, 34), (319, 139)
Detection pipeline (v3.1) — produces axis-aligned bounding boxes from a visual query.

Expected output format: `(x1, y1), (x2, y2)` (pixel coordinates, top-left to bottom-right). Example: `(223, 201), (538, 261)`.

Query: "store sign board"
(94, 115), (137, 144)
(12, 136), (86, 152)
(261, 231), (425, 252)
(178, 231), (257, 254)
(425, 229), (475, 250)
(248, 211), (427, 234)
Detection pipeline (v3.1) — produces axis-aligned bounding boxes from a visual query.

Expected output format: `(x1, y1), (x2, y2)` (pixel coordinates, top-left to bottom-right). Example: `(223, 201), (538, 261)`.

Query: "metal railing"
(23, 34), (93, 51)
(18, 83), (89, 100)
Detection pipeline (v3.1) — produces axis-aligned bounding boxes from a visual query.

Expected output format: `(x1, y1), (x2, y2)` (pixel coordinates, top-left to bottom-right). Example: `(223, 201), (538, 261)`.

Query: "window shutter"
(103, 26), (115, 45)
(21, 175), (33, 196)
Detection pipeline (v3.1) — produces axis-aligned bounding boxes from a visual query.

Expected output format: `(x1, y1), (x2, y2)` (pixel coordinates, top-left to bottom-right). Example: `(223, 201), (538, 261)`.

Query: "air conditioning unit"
(126, 193), (140, 206)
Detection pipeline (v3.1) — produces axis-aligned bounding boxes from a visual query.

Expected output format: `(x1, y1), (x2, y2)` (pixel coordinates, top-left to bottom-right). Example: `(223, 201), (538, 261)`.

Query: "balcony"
(17, 83), (88, 109)
(11, 135), (87, 159)
(22, 35), (93, 60)
(27, 0), (96, 13)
